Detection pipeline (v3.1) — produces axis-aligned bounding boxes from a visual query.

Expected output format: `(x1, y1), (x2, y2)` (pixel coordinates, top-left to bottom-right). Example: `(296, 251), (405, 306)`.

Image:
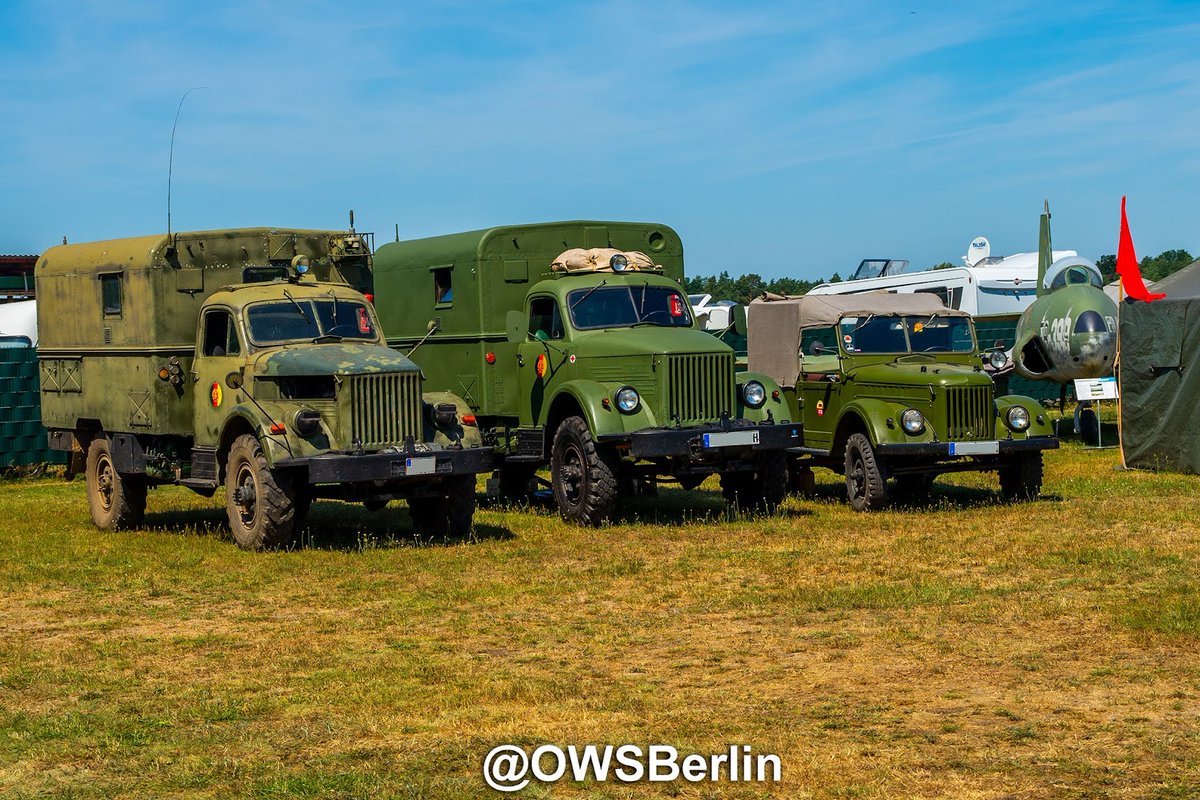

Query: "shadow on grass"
(140, 499), (515, 552)
(801, 478), (1063, 511)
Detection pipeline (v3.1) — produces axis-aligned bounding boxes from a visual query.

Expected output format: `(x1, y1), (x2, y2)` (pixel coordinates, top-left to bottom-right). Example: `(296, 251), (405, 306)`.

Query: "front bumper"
(599, 420), (803, 460)
(275, 445), (494, 484)
(873, 436), (1059, 458)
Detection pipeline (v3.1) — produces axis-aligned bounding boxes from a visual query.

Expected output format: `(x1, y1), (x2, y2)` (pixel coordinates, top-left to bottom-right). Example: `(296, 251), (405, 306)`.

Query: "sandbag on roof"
(550, 248), (658, 272)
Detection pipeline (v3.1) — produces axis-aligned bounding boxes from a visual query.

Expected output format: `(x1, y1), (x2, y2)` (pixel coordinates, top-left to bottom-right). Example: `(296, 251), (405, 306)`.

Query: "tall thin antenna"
(167, 87), (209, 237)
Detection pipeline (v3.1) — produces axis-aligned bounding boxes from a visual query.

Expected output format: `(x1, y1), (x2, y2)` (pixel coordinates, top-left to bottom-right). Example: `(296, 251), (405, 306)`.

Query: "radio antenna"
(167, 87), (208, 237)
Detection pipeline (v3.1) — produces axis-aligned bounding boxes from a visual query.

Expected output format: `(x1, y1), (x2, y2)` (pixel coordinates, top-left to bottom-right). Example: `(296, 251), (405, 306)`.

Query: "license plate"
(949, 441), (999, 456)
(405, 456), (436, 475)
(703, 430), (760, 448)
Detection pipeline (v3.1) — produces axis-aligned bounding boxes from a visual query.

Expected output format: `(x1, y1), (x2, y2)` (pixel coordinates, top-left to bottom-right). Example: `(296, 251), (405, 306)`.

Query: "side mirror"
(810, 341), (826, 355)
(225, 370), (244, 390)
(505, 310), (526, 344)
(733, 305), (748, 337)
(534, 330), (549, 342)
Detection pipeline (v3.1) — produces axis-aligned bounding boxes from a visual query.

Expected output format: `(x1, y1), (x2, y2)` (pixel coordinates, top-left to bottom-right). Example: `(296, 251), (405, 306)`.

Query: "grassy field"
(1, 443), (1198, 799)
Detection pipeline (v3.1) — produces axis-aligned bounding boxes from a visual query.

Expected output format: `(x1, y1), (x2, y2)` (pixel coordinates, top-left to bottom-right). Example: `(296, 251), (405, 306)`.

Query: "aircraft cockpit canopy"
(1043, 256), (1104, 291)
(850, 259), (911, 280)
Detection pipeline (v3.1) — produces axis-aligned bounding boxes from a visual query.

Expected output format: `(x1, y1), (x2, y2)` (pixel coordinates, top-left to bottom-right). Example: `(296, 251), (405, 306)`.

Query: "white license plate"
(405, 456), (436, 475)
(949, 441), (1000, 456)
(703, 430), (760, 448)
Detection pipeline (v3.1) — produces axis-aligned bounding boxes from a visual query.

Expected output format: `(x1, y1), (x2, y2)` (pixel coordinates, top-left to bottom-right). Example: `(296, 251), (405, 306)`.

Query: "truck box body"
(37, 228), (371, 436)
(373, 221), (684, 418)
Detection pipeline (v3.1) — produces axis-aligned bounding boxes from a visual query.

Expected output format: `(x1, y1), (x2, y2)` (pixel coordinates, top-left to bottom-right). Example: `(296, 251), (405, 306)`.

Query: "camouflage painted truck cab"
(746, 292), (1058, 511)
(37, 228), (491, 549)
(371, 221), (801, 526)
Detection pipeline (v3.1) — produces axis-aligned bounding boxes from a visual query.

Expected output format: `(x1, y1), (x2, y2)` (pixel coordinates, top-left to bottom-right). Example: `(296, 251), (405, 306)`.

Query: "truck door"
(517, 295), (568, 427)
(193, 308), (246, 447)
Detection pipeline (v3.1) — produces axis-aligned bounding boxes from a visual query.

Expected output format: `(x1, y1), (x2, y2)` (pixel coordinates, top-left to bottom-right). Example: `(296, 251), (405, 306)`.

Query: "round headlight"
(431, 402), (458, 428)
(610, 254), (630, 272)
(615, 386), (640, 413)
(989, 349), (1007, 370)
(900, 408), (925, 435)
(294, 408), (322, 436)
(1006, 405), (1031, 431)
(742, 380), (766, 409)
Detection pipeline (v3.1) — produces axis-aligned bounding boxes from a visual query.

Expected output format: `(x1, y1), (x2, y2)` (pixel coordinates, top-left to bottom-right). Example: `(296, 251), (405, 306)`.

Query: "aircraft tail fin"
(1037, 200), (1052, 297)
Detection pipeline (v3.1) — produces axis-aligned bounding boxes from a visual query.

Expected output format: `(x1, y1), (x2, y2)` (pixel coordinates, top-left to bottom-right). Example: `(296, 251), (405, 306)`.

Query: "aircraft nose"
(1074, 310), (1107, 333)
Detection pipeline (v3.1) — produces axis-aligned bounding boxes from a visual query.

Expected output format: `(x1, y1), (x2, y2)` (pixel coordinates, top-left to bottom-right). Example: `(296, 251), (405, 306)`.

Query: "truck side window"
(528, 297), (564, 340)
(202, 310), (241, 357)
(100, 273), (123, 316)
(434, 267), (453, 304)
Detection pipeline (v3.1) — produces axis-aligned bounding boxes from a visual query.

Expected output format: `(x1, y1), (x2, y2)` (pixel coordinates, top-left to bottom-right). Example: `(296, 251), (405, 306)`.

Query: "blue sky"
(1, 1), (1196, 280)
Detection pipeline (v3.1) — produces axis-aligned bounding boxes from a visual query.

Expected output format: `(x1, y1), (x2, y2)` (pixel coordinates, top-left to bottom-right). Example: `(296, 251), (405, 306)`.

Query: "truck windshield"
(567, 286), (693, 330)
(246, 299), (378, 345)
(839, 315), (975, 354)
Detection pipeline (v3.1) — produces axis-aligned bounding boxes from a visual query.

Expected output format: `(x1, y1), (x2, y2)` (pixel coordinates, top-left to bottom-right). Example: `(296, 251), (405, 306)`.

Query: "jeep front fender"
(994, 394), (1054, 438)
(735, 371), (793, 423)
(837, 398), (937, 449)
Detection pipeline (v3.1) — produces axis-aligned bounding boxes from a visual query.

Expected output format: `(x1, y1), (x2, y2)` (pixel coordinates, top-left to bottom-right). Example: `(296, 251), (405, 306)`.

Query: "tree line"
(684, 249), (1194, 305)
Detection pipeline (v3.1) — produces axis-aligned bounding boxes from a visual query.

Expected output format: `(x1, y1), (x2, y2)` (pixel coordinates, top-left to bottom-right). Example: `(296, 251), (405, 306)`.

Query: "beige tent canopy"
(747, 291), (962, 388)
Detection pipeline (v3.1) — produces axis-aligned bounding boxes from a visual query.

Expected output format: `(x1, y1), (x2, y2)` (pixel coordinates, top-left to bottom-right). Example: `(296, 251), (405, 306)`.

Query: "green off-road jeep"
(746, 292), (1058, 510)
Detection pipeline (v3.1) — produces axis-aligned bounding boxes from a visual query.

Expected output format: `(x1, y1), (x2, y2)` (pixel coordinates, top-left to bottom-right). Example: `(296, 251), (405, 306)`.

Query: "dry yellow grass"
(1, 443), (1197, 798)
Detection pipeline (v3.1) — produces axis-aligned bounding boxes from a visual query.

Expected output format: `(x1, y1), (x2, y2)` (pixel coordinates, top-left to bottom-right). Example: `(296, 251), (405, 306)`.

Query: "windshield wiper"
(570, 279), (607, 311)
(282, 290), (312, 325)
(328, 288), (339, 329)
(849, 313), (876, 333)
(638, 283), (648, 317)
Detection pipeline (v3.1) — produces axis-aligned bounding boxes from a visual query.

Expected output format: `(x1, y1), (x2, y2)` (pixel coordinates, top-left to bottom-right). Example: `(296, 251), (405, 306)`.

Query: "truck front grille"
(346, 372), (422, 450)
(946, 385), (993, 440)
(665, 353), (735, 424)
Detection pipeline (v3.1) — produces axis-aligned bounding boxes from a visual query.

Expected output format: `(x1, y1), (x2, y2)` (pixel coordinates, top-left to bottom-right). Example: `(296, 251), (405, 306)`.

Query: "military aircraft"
(1012, 202), (1117, 385)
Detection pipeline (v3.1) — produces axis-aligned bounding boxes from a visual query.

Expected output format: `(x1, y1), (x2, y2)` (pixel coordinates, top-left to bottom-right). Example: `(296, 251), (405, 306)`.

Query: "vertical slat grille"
(946, 385), (993, 440)
(348, 372), (422, 450)
(665, 354), (734, 424)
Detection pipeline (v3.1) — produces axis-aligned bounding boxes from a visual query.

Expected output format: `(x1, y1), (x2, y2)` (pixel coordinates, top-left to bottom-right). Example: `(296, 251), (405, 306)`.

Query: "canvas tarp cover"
(747, 292), (955, 388)
(550, 248), (657, 272)
(1119, 298), (1200, 472)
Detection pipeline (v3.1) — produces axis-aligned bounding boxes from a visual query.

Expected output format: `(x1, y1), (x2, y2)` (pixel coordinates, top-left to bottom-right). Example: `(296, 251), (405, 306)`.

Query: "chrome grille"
(666, 353), (735, 424)
(946, 385), (993, 440)
(347, 372), (422, 450)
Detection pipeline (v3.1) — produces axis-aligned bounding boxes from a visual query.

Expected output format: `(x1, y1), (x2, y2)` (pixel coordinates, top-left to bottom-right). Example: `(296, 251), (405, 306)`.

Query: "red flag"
(1117, 196), (1165, 302)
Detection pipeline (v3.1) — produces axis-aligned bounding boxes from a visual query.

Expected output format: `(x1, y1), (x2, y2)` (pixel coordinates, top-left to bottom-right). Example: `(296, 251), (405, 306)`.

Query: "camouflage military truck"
(37, 228), (492, 549)
(370, 221), (801, 525)
(747, 292), (1058, 510)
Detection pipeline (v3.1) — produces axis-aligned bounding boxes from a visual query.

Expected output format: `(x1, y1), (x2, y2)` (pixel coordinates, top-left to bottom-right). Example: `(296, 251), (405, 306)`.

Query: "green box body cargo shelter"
(746, 291), (1058, 510)
(371, 221), (801, 525)
(36, 228), (492, 549)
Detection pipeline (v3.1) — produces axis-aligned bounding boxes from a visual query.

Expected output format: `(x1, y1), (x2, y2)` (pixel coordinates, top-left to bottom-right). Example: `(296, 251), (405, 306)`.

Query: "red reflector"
(772, 390), (780, 401)
(269, 423), (286, 434)
(364, 293), (375, 304)
(485, 352), (496, 364)
(462, 415), (477, 426)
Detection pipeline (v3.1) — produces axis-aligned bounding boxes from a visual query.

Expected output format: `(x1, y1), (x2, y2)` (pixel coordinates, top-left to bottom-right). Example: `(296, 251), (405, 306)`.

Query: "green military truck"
(370, 221), (801, 525)
(746, 291), (1058, 510)
(37, 228), (492, 549)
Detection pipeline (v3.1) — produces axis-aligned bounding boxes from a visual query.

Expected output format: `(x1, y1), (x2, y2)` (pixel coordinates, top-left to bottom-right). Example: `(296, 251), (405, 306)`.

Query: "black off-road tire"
(408, 475), (477, 538)
(550, 416), (618, 526)
(845, 433), (888, 512)
(999, 452), (1044, 501)
(85, 437), (146, 531)
(225, 434), (297, 551)
(720, 450), (789, 513)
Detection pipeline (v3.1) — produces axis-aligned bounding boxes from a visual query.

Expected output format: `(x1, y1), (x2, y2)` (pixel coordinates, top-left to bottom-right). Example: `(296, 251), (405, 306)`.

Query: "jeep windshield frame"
(244, 298), (381, 348)
(565, 285), (693, 331)
(837, 313), (977, 355)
